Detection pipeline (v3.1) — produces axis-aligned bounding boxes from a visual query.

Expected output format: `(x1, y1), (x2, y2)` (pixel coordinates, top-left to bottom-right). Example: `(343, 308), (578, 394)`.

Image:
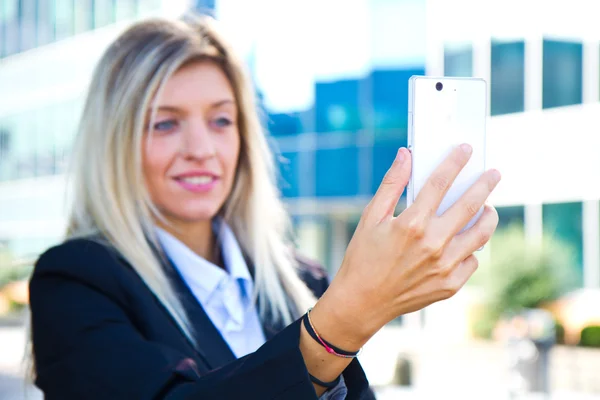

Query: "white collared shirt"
(155, 221), (266, 358)
(155, 222), (348, 399)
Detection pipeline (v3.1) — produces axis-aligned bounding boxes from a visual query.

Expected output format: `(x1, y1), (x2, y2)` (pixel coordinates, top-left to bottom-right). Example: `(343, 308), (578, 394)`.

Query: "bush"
(471, 224), (578, 339)
(0, 263), (33, 290)
(555, 322), (566, 345)
(579, 326), (600, 348)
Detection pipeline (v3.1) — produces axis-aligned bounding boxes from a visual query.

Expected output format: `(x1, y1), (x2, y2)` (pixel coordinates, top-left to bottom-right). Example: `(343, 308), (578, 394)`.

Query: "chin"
(173, 203), (223, 223)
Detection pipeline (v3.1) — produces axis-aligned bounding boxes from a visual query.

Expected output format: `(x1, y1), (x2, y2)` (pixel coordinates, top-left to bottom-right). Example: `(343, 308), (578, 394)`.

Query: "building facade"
(0, 0), (599, 293)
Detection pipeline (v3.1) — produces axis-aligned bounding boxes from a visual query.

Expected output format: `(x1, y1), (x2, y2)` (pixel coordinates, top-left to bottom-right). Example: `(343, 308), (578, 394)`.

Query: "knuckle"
(430, 174), (450, 192)
(423, 239), (445, 259)
(404, 217), (426, 238)
(465, 202), (480, 217)
(381, 171), (400, 188)
(471, 257), (480, 271)
(441, 280), (460, 299)
(477, 229), (492, 247)
(490, 207), (500, 227)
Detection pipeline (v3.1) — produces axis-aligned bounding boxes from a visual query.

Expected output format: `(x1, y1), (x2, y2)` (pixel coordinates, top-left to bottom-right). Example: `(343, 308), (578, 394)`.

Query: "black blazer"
(29, 237), (375, 400)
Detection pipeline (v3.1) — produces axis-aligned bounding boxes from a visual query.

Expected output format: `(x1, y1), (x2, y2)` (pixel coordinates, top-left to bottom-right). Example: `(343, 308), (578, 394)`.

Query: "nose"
(180, 118), (216, 160)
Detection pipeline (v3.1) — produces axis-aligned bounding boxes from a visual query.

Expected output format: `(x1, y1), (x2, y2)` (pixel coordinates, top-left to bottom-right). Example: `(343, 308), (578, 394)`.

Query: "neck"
(159, 218), (221, 267)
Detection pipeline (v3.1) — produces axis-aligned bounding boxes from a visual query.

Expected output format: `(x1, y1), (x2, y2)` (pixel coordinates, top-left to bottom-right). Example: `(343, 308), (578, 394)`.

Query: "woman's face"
(143, 61), (240, 227)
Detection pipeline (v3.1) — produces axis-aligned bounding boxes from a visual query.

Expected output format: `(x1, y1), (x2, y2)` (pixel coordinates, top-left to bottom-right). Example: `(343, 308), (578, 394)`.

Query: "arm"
(29, 241), (370, 400)
(32, 144), (500, 400)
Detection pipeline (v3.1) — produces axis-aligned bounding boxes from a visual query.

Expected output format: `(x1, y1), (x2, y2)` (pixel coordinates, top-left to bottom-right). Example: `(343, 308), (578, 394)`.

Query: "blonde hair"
(51, 14), (316, 350)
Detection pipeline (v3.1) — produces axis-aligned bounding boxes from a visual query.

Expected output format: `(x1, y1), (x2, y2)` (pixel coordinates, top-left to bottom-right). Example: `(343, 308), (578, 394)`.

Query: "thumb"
(365, 147), (412, 223)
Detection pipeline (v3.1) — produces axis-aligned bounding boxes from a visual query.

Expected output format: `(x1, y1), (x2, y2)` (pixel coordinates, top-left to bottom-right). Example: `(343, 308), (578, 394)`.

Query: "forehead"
(156, 61), (236, 106)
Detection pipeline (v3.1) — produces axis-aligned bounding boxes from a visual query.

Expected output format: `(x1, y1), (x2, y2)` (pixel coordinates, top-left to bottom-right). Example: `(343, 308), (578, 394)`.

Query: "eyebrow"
(151, 99), (236, 113)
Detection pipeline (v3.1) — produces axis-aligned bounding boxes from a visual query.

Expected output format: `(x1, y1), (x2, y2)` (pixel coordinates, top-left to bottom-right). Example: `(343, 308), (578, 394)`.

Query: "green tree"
(472, 224), (579, 338)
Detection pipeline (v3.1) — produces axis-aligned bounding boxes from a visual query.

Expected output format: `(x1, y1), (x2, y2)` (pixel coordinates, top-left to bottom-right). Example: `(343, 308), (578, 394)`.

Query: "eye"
(153, 119), (178, 132)
(213, 117), (233, 128)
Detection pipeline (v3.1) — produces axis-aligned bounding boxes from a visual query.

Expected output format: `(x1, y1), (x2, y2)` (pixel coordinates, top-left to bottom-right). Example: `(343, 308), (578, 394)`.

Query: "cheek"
(143, 138), (176, 186)
(223, 133), (241, 178)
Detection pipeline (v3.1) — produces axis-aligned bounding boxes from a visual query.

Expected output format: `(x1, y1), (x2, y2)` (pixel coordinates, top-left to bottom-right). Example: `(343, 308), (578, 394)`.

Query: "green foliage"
(555, 322), (566, 345)
(0, 262), (33, 290)
(579, 326), (600, 348)
(472, 224), (579, 338)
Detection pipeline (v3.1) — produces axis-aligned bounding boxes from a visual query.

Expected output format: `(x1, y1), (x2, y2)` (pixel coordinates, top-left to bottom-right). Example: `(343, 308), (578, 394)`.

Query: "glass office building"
(1, 0), (599, 292)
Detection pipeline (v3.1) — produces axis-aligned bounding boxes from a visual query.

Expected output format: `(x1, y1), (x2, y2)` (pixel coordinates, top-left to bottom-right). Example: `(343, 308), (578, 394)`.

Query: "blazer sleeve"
(29, 240), (319, 400)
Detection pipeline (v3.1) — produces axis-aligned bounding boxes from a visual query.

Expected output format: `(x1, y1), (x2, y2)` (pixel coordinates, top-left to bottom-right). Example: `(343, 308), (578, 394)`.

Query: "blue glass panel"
(371, 144), (406, 200)
(315, 148), (359, 197)
(278, 151), (300, 198)
(315, 79), (363, 133)
(497, 205), (525, 230)
(543, 202), (583, 285)
(371, 67), (424, 137)
(268, 112), (302, 136)
(444, 43), (473, 77)
(491, 40), (525, 115)
(543, 39), (583, 109)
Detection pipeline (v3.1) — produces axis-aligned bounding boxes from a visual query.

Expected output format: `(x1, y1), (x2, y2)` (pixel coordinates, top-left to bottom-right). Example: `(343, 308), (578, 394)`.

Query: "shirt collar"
(154, 219), (253, 304)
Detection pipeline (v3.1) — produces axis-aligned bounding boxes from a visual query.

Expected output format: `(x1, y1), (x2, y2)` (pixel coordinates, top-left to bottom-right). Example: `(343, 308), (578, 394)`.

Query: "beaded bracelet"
(303, 308), (362, 358)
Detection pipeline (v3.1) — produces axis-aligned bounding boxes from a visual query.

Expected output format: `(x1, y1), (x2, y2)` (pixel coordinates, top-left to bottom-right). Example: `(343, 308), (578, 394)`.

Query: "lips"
(173, 172), (220, 193)
(177, 176), (214, 185)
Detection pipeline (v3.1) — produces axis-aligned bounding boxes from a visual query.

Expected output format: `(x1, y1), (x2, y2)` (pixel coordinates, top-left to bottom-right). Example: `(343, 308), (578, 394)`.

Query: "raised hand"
(314, 144), (501, 346)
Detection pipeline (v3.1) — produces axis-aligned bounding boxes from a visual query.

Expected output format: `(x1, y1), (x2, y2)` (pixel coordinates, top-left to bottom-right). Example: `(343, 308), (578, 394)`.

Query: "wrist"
(310, 282), (382, 351)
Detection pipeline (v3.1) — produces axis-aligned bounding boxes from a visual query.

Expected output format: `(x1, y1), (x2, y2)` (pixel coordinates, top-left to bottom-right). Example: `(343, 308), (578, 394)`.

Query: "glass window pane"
(54, 99), (82, 173)
(315, 148), (359, 197)
(542, 39), (583, 109)
(543, 202), (583, 286)
(315, 79), (363, 134)
(371, 67), (423, 141)
(37, 0), (54, 46)
(2, 0), (19, 56)
(94, 0), (115, 28)
(74, 0), (93, 33)
(491, 40), (525, 115)
(497, 205), (525, 231)
(36, 106), (55, 176)
(55, 0), (74, 40)
(268, 112), (303, 136)
(13, 111), (36, 179)
(115, 0), (137, 21)
(138, 0), (162, 15)
(444, 42), (473, 77)
(278, 151), (300, 198)
(371, 144), (402, 196)
(19, 0), (37, 52)
(0, 5), (4, 57)
(0, 118), (14, 181)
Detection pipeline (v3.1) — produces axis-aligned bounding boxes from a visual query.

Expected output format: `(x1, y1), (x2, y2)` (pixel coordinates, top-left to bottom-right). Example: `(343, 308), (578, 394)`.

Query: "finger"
(442, 254), (479, 300)
(412, 143), (473, 218)
(437, 169), (501, 236)
(365, 148), (411, 223)
(444, 205), (499, 261)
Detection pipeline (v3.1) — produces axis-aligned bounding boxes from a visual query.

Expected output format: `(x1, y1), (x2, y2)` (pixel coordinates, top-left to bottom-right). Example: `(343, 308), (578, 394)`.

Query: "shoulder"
(293, 252), (331, 298)
(31, 236), (125, 292)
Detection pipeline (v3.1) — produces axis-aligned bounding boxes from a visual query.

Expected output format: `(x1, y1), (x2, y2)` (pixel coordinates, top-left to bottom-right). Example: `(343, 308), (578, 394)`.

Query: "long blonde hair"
(62, 14), (316, 345)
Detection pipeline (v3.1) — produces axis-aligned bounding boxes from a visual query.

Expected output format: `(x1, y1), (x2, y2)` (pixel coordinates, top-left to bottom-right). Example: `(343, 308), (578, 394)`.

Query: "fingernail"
(396, 148), (405, 163)
(460, 143), (472, 155)
(491, 169), (501, 182)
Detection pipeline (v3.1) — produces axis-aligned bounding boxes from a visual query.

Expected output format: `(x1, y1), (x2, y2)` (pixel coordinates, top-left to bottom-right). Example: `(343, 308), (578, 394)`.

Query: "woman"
(28, 13), (501, 400)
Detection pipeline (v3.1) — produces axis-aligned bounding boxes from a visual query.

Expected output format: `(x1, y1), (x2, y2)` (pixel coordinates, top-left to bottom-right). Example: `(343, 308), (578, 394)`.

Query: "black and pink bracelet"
(302, 308), (362, 358)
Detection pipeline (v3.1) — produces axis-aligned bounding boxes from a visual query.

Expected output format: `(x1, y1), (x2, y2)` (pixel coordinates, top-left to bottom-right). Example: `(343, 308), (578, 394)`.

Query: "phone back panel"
(407, 76), (487, 232)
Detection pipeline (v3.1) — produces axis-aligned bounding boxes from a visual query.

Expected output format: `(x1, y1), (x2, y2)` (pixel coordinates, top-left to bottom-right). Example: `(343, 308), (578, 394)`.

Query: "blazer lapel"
(160, 255), (237, 370)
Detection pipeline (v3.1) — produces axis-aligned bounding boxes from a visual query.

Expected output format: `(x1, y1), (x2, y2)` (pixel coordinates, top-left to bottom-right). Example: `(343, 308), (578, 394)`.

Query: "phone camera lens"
(436, 82), (443, 91)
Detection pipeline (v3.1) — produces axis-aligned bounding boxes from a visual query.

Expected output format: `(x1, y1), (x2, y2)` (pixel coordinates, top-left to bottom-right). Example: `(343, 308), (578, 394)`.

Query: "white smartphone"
(407, 76), (487, 233)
